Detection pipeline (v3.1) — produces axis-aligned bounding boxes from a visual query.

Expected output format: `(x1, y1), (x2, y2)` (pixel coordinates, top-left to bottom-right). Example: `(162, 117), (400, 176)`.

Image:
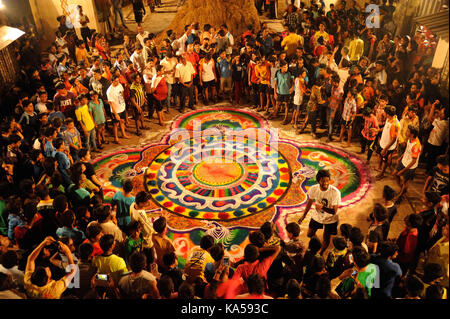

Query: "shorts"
(220, 77), (232, 91)
(112, 111), (127, 123)
(153, 99), (165, 112)
(309, 219), (338, 235)
(202, 80), (215, 89)
(277, 94), (291, 103)
(95, 122), (105, 128)
(340, 119), (352, 129)
(377, 146), (394, 163)
(396, 162), (416, 181)
(259, 83), (269, 94)
(193, 75), (200, 87)
(294, 103), (301, 112)
(269, 88), (275, 95)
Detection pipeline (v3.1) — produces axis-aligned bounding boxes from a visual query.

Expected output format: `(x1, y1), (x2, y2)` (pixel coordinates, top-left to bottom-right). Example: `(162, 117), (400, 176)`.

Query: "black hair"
(209, 243), (225, 262)
(316, 169), (331, 183)
(407, 125), (419, 138)
(30, 266), (49, 287)
(436, 154), (449, 167)
(286, 222), (300, 237)
(406, 213), (423, 229)
(0, 250), (18, 269)
(99, 234), (114, 252)
(373, 203), (388, 222)
(60, 209), (76, 228)
(244, 244), (259, 262)
(153, 217), (167, 234)
(35, 184), (49, 199)
(79, 242), (94, 262)
(349, 227), (364, 246)
(123, 179), (133, 193)
(129, 252), (147, 274)
(425, 284), (444, 299)
(332, 236), (347, 251)
(53, 137), (64, 150)
(178, 281), (195, 299)
(260, 222), (273, 241)
(249, 230), (266, 248)
(53, 194), (68, 213)
(405, 275), (424, 298)
(246, 274), (265, 295)
(286, 278), (301, 299)
(378, 241), (399, 258)
(79, 148), (89, 159)
(86, 223), (103, 240)
(382, 185), (396, 201)
(200, 235), (214, 250)
(95, 205), (111, 223)
(352, 246), (370, 268)
(316, 275), (331, 298)
(158, 275), (175, 299)
(308, 236), (322, 254)
(163, 252), (177, 267)
(310, 255), (326, 273)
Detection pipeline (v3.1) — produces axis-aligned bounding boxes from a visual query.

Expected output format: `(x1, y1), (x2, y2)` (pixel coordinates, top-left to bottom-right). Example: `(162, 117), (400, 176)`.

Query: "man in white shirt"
(160, 50), (178, 111)
(221, 24), (235, 55)
(424, 100), (449, 175)
(175, 54), (196, 112)
(176, 25), (192, 56)
(136, 26), (149, 48)
(298, 169), (341, 255)
(106, 75), (130, 144)
(130, 44), (146, 74)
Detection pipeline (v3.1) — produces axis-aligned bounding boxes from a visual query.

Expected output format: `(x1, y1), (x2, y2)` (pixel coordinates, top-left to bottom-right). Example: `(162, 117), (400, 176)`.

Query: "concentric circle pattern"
(145, 135), (291, 220)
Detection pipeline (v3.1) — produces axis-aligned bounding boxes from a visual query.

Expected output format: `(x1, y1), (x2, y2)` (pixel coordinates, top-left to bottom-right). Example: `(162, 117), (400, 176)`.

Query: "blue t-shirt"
(275, 70), (294, 95)
(370, 254), (402, 298)
(55, 151), (70, 170)
(217, 57), (231, 78)
(8, 214), (24, 241)
(112, 191), (135, 226)
(44, 141), (56, 157)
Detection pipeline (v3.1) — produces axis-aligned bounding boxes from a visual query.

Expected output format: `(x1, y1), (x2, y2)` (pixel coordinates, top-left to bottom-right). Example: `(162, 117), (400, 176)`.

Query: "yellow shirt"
(24, 269), (68, 299)
(281, 33), (304, 56)
(92, 254), (128, 284)
(255, 62), (270, 85)
(75, 104), (95, 132)
(314, 31), (329, 44)
(183, 247), (214, 283)
(348, 38), (364, 62)
(398, 115), (419, 144)
(75, 47), (89, 66)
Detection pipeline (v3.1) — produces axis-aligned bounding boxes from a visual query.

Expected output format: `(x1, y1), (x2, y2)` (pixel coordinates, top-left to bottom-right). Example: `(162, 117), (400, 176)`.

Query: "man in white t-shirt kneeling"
(298, 169), (341, 255)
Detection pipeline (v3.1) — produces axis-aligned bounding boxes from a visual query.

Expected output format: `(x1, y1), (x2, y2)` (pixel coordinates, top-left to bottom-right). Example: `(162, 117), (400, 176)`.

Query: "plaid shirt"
(341, 97), (357, 122)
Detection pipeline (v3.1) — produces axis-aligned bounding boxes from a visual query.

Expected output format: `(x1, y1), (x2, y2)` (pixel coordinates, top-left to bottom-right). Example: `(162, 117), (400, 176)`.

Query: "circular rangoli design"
(144, 135), (291, 220)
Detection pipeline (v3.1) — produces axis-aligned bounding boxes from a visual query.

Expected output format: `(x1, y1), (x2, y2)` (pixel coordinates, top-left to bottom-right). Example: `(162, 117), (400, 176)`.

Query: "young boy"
(299, 75), (324, 137)
(150, 65), (168, 126)
(125, 220), (144, 263)
(152, 216), (175, 272)
(292, 69), (308, 129)
(272, 60), (294, 124)
(376, 105), (400, 180)
(62, 118), (82, 162)
(75, 94), (98, 153)
(88, 91), (107, 148)
(217, 50), (232, 102)
(339, 88), (357, 146)
(43, 127), (57, 158)
(255, 55), (271, 112)
(281, 222), (306, 282)
(423, 155), (449, 197)
(392, 125), (421, 203)
(359, 106), (379, 163)
(53, 137), (73, 187)
(325, 236), (350, 279)
(111, 179), (135, 229)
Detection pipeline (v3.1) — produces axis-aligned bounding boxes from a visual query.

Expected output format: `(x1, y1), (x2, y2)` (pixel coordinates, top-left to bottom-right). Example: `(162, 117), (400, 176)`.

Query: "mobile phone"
(348, 254), (354, 264)
(96, 274), (108, 281)
(223, 257), (229, 266)
(351, 270), (357, 276)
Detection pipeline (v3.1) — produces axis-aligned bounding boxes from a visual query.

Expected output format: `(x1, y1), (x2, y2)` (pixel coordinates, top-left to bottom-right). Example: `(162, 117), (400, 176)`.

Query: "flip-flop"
(112, 140), (121, 145)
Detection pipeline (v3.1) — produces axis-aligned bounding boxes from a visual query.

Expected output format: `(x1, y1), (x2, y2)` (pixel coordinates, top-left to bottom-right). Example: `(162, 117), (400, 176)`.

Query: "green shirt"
(88, 99), (106, 125)
(357, 263), (378, 298)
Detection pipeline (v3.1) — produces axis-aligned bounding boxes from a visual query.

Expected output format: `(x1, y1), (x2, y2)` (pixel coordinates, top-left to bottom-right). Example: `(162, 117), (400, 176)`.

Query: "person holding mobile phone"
(298, 169), (341, 256)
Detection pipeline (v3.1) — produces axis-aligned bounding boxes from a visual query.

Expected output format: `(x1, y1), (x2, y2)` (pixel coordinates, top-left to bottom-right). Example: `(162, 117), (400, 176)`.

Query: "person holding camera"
(23, 236), (77, 299)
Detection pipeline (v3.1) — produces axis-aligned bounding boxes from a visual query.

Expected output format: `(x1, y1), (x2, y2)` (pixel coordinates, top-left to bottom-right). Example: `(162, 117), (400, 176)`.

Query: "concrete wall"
(28, 0), (102, 48)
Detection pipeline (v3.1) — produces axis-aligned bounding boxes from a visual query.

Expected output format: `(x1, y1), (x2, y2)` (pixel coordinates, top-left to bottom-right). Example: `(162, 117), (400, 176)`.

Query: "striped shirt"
(341, 97), (357, 122)
(129, 83), (146, 108)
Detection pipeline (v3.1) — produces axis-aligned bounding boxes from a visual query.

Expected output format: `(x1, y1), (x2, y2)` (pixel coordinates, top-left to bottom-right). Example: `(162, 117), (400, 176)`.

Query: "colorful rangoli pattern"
(92, 107), (373, 263)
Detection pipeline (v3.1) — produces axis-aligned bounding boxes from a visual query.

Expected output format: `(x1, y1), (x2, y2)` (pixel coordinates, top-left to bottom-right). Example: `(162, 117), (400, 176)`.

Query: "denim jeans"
(327, 107), (337, 137)
(86, 129), (97, 151)
(166, 82), (172, 110)
(113, 7), (126, 26)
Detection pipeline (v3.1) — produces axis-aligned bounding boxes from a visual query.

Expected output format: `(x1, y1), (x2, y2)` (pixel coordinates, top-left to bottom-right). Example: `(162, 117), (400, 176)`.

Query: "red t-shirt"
(82, 238), (103, 257)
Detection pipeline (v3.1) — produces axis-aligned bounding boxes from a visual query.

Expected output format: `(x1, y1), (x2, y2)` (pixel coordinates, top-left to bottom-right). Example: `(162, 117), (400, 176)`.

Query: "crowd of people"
(0, 0), (448, 299)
